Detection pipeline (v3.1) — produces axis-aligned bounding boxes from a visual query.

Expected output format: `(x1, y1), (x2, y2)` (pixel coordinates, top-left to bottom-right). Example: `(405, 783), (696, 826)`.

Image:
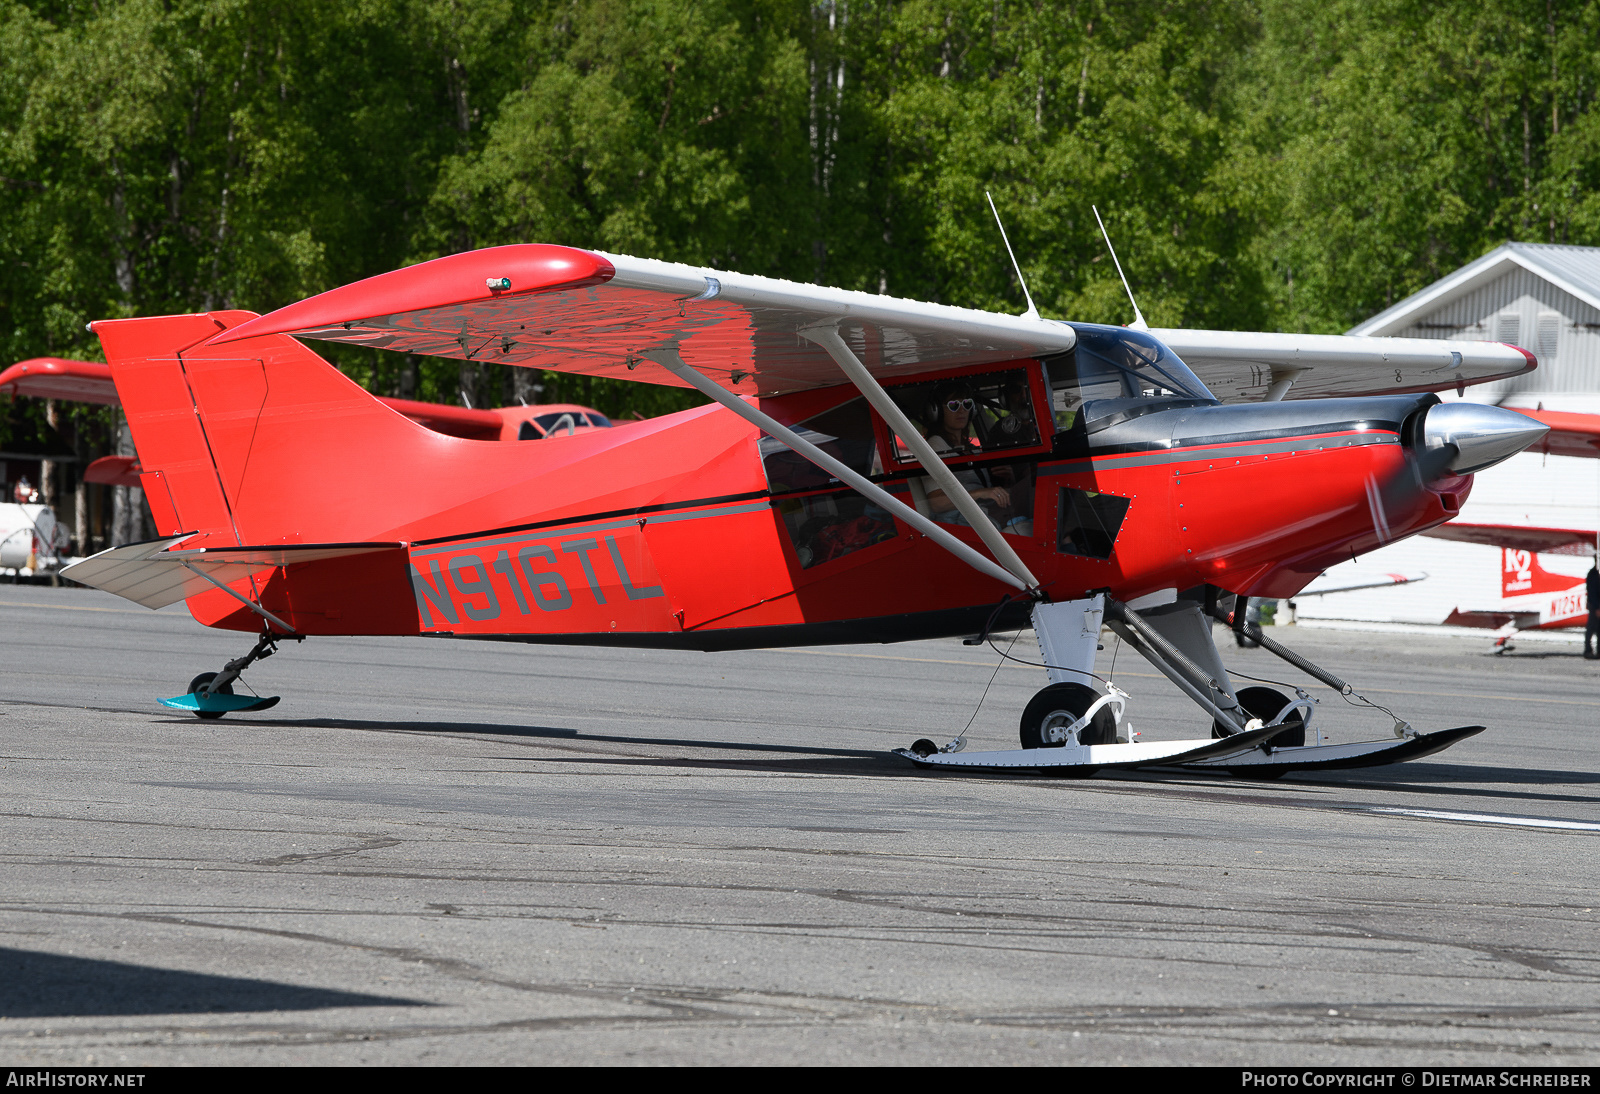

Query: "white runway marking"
(1368, 806), (1600, 832)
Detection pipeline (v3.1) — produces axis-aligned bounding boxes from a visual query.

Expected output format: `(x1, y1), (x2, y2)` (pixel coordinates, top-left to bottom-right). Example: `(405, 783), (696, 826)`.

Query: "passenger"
(1586, 562), (1599, 660)
(921, 382), (1010, 529)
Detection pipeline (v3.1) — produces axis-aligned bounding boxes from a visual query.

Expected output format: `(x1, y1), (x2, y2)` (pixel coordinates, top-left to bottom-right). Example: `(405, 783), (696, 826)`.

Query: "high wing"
(1518, 408), (1600, 459)
(1152, 328), (1534, 402)
(1423, 522), (1597, 556)
(209, 245), (1081, 397)
(0, 357), (121, 404)
(206, 244), (1534, 401)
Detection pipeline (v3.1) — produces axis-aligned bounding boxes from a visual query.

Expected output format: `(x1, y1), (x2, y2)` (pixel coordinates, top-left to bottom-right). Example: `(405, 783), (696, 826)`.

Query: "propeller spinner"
(1370, 402), (1548, 543)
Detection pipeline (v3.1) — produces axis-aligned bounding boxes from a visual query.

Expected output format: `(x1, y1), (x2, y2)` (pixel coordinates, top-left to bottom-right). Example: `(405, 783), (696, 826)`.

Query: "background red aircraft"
(1409, 405), (1600, 650)
(33, 244), (1551, 777)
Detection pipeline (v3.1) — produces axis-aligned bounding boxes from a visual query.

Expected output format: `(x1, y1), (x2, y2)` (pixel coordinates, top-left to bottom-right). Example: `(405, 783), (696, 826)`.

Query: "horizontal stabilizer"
(62, 535), (403, 610)
(0, 357), (119, 404)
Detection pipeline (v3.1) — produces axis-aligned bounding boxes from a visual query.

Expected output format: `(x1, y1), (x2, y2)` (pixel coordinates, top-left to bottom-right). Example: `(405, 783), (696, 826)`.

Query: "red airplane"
(37, 243), (1552, 777)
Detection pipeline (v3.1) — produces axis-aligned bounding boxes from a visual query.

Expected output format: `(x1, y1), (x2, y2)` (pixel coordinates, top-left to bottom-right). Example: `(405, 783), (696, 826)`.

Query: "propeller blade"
(1368, 443), (1457, 545)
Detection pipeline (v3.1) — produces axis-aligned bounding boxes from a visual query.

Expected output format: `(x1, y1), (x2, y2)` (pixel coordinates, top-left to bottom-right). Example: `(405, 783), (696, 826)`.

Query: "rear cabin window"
(535, 411), (584, 435)
(761, 398), (896, 569)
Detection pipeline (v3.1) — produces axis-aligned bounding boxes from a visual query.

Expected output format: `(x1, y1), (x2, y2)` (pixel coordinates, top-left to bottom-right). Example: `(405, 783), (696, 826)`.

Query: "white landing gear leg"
(1018, 596), (1130, 752)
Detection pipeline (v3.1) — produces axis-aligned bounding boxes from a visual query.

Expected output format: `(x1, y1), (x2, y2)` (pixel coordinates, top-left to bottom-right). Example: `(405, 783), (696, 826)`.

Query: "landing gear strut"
(159, 629), (299, 718)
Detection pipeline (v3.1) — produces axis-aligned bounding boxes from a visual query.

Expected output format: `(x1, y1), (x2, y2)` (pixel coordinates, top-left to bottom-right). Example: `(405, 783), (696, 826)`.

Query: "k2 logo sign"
(1504, 548), (1534, 594)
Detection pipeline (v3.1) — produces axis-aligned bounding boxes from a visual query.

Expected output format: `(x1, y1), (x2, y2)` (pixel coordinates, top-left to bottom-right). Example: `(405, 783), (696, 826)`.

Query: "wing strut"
(798, 325), (1042, 591)
(647, 347), (1031, 593)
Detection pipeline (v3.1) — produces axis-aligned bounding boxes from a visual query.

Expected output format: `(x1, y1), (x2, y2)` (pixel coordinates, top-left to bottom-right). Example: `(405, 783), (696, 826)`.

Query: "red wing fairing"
(1521, 408), (1600, 460)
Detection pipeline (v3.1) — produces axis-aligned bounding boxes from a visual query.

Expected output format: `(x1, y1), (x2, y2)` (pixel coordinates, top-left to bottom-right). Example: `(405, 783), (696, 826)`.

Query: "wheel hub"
(1039, 710), (1077, 745)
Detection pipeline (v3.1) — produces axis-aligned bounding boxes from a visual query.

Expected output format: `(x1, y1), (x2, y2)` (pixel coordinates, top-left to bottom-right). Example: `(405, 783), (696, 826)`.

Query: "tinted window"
(534, 411), (583, 436)
(774, 489), (896, 569)
(1048, 324), (1214, 429)
(760, 398), (878, 494)
(884, 367), (1042, 465)
(1057, 487), (1132, 560)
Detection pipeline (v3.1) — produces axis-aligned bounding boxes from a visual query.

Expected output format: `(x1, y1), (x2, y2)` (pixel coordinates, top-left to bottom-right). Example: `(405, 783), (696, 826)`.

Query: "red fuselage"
(150, 345), (1461, 647)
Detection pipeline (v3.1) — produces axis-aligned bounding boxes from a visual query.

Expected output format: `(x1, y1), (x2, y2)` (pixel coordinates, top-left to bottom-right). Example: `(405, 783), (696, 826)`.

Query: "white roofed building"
(1295, 243), (1600, 627)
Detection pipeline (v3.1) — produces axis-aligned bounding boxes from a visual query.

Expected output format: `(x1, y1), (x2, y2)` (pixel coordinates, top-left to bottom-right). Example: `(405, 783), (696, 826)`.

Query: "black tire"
(187, 671), (232, 721)
(1020, 683), (1117, 749)
(1212, 685), (1305, 747)
(909, 738), (939, 758)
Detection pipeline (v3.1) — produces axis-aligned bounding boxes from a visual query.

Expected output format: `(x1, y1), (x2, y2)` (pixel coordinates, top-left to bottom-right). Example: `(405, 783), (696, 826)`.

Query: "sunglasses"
(945, 398), (975, 412)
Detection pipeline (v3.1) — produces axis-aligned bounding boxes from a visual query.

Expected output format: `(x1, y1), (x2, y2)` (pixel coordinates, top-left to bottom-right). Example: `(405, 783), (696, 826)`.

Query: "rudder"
(94, 310), (456, 549)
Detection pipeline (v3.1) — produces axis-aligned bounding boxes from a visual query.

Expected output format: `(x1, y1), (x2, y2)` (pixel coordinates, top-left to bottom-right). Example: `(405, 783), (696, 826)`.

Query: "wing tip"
(207, 244), (615, 347)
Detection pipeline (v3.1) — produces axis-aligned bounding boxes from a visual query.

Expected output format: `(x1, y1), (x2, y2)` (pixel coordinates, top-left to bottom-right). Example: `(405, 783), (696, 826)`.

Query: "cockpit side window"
(882, 367), (1042, 466)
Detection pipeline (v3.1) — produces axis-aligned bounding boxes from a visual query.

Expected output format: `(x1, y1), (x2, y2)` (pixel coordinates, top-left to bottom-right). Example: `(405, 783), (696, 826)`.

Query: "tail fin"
(94, 310), (464, 548)
(1502, 547), (1578, 598)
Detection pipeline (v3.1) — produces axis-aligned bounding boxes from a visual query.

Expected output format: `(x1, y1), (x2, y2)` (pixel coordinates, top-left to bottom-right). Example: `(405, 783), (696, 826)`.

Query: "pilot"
(922, 381), (1010, 528)
(1586, 562), (1599, 660)
(982, 378), (1040, 447)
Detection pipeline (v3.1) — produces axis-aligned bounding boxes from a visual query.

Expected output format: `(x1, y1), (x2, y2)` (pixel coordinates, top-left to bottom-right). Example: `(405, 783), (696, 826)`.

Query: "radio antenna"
(1093, 205), (1148, 331)
(986, 191), (1039, 321)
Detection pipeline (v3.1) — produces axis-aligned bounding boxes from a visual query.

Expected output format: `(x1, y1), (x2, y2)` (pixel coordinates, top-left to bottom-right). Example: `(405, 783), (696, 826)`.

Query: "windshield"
(1047, 324), (1214, 429)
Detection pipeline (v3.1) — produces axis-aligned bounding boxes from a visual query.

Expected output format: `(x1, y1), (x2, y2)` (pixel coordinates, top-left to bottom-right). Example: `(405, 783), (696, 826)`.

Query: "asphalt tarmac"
(2, 583), (1599, 1066)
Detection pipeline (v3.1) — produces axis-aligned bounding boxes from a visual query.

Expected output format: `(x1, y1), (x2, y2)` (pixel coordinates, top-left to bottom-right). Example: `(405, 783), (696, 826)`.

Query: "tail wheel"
(1212, 685), (1305, 747)
(187, 672), (232, 721)
(1020, 683), (1117, 749)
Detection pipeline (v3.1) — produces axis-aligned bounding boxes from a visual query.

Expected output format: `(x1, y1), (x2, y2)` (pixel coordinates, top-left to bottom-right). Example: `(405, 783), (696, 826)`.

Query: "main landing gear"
(159, 629), (298, 718)
(895, 586), (1483, 776)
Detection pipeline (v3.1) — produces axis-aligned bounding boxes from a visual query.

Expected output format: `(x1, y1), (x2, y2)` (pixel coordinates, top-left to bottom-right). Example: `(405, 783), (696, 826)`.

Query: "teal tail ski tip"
(159, 693), (281, 715)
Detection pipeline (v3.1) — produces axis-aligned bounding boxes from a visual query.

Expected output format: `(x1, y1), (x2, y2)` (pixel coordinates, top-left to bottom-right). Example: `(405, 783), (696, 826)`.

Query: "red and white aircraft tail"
(1435, 534), (1593, 645)
(1499, 547), (1590, 628)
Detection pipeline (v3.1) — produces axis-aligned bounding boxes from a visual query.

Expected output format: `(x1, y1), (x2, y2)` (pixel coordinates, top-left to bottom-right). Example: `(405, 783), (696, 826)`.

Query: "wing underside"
(205, 244), (1534, 401)
(1423, 522), (1597, 555)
